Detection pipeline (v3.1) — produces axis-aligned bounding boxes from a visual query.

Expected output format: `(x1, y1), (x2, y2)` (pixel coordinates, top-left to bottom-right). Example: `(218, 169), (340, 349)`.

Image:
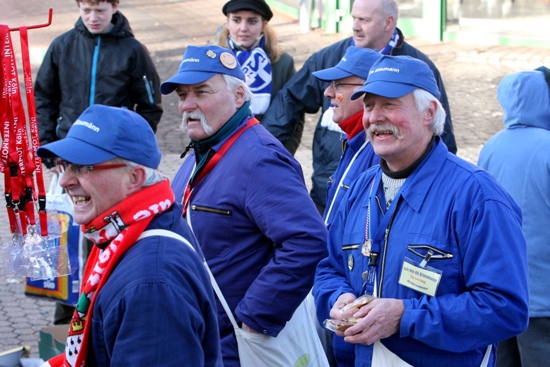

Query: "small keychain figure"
(361, 239), (371, 257)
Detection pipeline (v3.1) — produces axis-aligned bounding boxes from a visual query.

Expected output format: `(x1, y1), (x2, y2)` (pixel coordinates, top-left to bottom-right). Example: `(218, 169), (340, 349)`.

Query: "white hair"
(412, 89), (446, 136)
(222, 74), (253, 101)
(117, 158), (168, 187)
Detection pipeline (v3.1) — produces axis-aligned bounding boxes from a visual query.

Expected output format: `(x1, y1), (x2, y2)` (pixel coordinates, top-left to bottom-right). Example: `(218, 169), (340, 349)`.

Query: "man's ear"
(127, 165), (147, 195)
(423, 100), (437, 126)
(384, 15), (395, 32)
(235, 84), (247, 108)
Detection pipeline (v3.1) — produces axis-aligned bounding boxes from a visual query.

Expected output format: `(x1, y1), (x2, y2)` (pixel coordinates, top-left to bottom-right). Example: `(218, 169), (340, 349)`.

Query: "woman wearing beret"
(214, 0), (303, 153)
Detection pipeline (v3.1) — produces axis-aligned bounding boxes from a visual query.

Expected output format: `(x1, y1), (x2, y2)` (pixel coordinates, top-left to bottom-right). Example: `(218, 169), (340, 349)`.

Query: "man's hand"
(343, 298), (404, 345)
(330, 292), (357, 319)
(328, 293), (357, 336)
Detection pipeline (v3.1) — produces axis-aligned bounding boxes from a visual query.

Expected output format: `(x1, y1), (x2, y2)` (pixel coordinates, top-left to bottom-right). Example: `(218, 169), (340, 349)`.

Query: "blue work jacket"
(324, 130), (379, 224)
(314, 138), (529, 367)
(172, 117), (328, 366)
(89, 203), (222, 367)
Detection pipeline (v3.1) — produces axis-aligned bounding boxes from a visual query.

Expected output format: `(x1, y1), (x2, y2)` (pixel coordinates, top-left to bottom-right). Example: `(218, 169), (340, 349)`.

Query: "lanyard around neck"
(324, 140), (369, 224)
(362, 173), (403, 297)
(181, 118), (258, 216)
(362, 177), (378, 296)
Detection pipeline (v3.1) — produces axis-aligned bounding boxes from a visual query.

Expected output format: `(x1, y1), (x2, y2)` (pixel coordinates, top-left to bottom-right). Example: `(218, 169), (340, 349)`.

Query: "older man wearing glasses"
(310, 45), (382, 367)
(37, 104), (222, 367)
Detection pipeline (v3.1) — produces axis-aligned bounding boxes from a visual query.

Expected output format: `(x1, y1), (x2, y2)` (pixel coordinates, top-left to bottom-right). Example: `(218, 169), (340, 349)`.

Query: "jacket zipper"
(191, 204), (231, 215)
(378, 196), (402, 297)
(142, 75), (154, 103)
(378, 227), (390, 297)
(90, 36), (101, 105)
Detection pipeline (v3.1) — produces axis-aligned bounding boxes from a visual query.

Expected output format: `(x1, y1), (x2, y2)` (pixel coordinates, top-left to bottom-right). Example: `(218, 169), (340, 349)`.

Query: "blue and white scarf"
(379, 29), (400, 56)
(228, 36), (272, 115)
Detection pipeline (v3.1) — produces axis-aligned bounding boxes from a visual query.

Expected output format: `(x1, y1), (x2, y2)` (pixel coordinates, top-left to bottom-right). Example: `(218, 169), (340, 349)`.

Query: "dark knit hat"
(222, 0), (273, 21)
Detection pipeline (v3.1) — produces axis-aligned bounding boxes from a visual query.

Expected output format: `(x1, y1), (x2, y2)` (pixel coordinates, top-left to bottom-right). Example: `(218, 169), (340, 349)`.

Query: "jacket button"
(263, 330), (268, 335)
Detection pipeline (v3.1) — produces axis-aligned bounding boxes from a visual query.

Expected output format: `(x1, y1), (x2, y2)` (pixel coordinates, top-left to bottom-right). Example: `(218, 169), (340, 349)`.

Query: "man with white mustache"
(160, 45), (328, 367)
(261, 0), (456, 217)
(181, 110), (213, 136)
(313, 55), (529, 367)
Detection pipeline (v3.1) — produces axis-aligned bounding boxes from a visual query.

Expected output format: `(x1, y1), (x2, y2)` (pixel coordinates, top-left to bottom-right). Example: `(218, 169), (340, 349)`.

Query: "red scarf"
(338, 110), (364, 140)
(47, 180), (174, 367)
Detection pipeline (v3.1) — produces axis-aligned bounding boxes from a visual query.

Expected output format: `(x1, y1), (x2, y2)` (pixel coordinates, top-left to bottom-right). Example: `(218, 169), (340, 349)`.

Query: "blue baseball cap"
(160, 45), (246, 94)
(313, 46), (381, 82)
(351, 55), (441, 100)
(37, 105), (162, 169)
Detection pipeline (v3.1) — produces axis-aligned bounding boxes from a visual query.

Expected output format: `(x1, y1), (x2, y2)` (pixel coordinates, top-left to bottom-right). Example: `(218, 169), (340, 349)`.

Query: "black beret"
(222, 0), (273, 21)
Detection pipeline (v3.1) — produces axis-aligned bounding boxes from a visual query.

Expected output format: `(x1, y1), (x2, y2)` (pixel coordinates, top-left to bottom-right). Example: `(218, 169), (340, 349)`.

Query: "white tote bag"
(138, 229), (329, 367)
(234, 299), (330, 367)
(372, 341), (412, 366)
(371, 340), (492, 367)
(210, 270), (329, 366)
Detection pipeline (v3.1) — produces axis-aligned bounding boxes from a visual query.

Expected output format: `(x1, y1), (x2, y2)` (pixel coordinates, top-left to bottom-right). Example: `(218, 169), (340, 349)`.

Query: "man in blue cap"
(313, 55), (529, 366)
(37, 105), (222, 367)
(311, 46), (381, 367)
(161, 45), (328, 367)
(312, 46), (381, 224)
(261, 0), (456, 217)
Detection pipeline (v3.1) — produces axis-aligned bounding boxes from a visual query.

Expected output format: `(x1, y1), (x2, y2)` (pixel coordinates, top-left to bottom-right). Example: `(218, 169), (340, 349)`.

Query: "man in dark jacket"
(261, 0), (456, 214)
(34, 0), (163, 324)
(37, 105), (221, 367)
(35, 0), (162, 149)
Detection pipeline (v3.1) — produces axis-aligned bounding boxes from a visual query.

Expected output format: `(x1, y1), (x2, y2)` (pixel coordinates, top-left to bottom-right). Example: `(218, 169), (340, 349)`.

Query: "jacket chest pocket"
(191, 204), (233, 258)
(191, 204), (231, 216)
(342, 232), (369, 294)
(404, 234), (462, 294)
(406, 234), (455, 267)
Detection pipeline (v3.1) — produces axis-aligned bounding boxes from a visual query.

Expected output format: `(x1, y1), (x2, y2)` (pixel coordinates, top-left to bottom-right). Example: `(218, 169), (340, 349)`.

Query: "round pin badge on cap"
(220, 52), (237, 70)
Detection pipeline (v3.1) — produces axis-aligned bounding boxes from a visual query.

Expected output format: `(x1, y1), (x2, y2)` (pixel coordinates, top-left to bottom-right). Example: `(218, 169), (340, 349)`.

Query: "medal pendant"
(362, 240), (371, 257)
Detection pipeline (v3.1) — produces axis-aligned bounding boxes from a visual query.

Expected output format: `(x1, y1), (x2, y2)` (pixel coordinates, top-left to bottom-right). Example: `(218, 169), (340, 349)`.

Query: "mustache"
(367, 123), (404, 140)
(181, 111), (213, 136)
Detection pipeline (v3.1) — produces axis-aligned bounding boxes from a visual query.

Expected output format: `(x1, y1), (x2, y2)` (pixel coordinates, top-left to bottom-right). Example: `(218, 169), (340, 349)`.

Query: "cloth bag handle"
(137, 229), (240, 329)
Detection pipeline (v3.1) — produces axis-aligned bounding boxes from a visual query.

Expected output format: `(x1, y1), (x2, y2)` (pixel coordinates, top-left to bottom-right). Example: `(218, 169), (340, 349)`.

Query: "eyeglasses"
(55, 159), (127, 175)
(331, 81), (364, 90)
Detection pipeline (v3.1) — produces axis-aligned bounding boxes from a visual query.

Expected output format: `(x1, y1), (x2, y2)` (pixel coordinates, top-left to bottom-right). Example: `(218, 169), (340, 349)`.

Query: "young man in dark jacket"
(261, 0), (456, 214)
(35, 0), (162, 149)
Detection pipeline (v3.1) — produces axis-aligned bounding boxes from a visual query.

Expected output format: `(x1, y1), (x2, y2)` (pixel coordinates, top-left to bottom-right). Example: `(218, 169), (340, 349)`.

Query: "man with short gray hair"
(314, 55), (528, 366)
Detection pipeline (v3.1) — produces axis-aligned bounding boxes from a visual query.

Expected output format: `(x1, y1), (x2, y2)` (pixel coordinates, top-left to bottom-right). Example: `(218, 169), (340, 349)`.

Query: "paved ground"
(1, 0), (550, 358)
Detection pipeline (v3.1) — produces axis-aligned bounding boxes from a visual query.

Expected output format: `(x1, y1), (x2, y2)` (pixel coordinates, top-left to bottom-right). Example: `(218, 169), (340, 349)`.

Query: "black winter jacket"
(35, 11), (162, 146)
(261, 30), (456, 212)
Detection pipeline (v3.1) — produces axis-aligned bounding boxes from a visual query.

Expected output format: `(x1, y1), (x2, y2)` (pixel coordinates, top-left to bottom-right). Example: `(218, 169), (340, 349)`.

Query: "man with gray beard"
(160, 45), (328, 367)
